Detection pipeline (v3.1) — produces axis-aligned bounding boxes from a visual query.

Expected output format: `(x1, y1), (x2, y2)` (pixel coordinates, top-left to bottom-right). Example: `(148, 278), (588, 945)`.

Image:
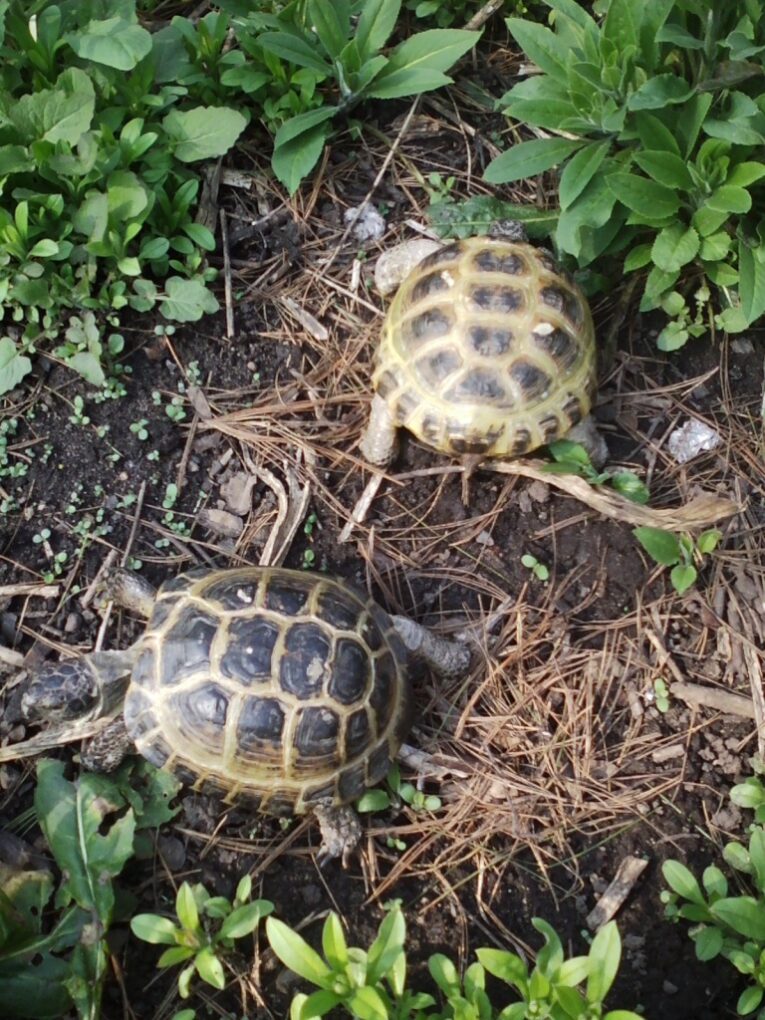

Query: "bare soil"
(1, 60), (764, 1020)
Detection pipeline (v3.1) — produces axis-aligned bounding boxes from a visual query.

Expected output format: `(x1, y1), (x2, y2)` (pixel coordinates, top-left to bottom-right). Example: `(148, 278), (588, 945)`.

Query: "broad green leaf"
(607, 173), (679, 218)
(692, 203), (730, 237)
(702, 864), (727, 898)
(711, 897), (765, 940)
(66, 18), (152, 71)
(347, 985), (388, 1020)
(366, 67), (451, 98)
(429, 953), (460, 994)
(130, 914), (180, 945)
(699, 232), (730, 261)
(0, 954), (73, 1019)
(0, 337), (32, 394)
(587, 922), (621, 1002)
(651, 224), (699, 272)
(559, 141), (609, 209)
(697, 529), (722, 555)
(157, 946), (194, 967)
(107, 170), (149, 219)
(731, 779), (765, 810)
(272, 121), (332, 194)
(159, 278), (218, 321)
(67, 351), (105, 386)
(634, 528), (681, 567)
(11, 68), (95, 146)
(632, 150), (693, 189)
(506, 18), (569, 81)
(295, 988), (343, 1018)
(627, 75), (693, 110)
(356, 0), (400, 58)
(557, 955), (590, 986)
(308, 0), (348, 59)
(163, 107), (247, 162)
(34, 759), (135, 922)
(321, 913), (348, 970)
(671, 563), (697, 594)
(476, 948), (528, 988)
(738, 242), (765, 325)
(556, 985), (588, 1015)
(738, 986), (764, 1015)
(389, 28), (480, 74)
(556, 173), (618, 259)
(656, 24), (705, 49)
(0, 145), (33, 175)
(484, 137), (583, 184)
(265, 918), (332, 985)
(195, 947), (225, 989)
(368, 908), (406, 983)
(623, 244), (652, 271)
(603, 0), (638, 50)
(694, 926), (723, 961)
(273, 106), (339, 147)
(257, 32), (332, 74)
(176, 883), (199, 933)
(748, 828), (765, 893)
(355, 789), (391, 812)
(219, 901), (272, 940)
(726, 161), (765, 188)
(707, 185), (752, 214)
(634, 112), (680, 156)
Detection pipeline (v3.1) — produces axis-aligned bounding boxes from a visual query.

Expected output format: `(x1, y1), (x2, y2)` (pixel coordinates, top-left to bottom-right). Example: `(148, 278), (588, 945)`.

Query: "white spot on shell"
(441, 270), (455, 288)
(535, 321), (555, 335)
(236, 587), (253, 603)
(307, 656), (325, 682)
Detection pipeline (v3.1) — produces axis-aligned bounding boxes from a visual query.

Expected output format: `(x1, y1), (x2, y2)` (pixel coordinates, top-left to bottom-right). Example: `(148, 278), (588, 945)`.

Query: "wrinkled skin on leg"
(312, 802), (363, 867)
(359, 393), (399, 467)
(391, 615), (471, 679)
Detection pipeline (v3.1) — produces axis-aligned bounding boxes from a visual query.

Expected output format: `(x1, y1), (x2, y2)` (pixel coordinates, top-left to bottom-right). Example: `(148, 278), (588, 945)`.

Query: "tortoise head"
(21, 650), (134, 724)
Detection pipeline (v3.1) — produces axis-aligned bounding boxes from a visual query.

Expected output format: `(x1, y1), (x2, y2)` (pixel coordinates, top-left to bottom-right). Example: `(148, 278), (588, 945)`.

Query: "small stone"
(667, 419), (721, 464)
(64, 612), (82, 634)
(157, 835), (186, 872)
(343, 203), (386, 243)
(662, 981), (678, 995)
(374, 238), (442, 296)
(475, 530), (494, 547)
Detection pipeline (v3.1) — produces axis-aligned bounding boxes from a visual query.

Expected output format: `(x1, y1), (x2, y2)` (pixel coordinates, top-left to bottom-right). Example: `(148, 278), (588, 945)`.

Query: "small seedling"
(68, 395), (90, 426)
(131, 877), (273, 999)
(633, 527), (723, 595)
(521, 553), (550, 582)
(130, 419), (150, 441)
(545, 440), (650, 504)
(302, 548), (316, 570)
(166, 396), (187, 423)
(304, 511), (320, 537)
(653, 678), (670, 713)
(356, 764), (442, 816)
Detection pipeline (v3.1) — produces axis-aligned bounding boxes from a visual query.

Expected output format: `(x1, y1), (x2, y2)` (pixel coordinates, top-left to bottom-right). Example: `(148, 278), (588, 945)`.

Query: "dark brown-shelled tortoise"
(21, 567), (469, 861)
(360, 229), (603, 466)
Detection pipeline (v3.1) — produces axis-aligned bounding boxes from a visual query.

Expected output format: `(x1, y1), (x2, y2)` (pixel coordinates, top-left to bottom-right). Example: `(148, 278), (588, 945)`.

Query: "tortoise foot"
(313, 803), (362, 867)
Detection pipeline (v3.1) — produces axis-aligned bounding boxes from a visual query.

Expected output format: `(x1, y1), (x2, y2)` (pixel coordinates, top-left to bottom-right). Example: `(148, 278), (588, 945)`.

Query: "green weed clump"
(483, 0), (765, 349)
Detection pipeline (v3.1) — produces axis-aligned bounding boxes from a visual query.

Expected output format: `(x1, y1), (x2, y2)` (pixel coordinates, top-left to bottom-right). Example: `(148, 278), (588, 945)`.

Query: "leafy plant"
(356, 762), (442, 816)
(131, 877), (273, 999)
(633, 526), (722, 594)
(485, 0), (765, 347)
(266, 904), (643, 1019)
(545, 440), (650, 503)
(521, 552), (550, 582)
(663, 773), (765, 1018)
(0, 758), (179, 1020)
(255, 0), (479, 192)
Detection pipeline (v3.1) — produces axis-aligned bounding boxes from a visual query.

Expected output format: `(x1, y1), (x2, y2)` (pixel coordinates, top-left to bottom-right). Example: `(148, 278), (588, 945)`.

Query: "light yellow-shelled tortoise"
(21, 567), (470, 862)
(360, 228), (604, 467)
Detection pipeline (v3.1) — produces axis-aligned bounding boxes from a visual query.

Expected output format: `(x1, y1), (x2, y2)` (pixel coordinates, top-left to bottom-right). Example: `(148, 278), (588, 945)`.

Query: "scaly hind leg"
(79, 715), (134, 772)
(391, 617), (471, 678)
(312, 802), (363, 867)
(359, 394), (398, 467)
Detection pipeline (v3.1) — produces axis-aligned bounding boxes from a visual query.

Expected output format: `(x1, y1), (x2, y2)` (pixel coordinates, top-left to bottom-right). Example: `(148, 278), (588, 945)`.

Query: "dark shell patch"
(302, 780), (337, 805)
(533, 327), (580, 372)
(365, 742), (392, 785)
(468, 325), (514, 357)
(237, 696), (285, 750)
(540, 286), (584, 328)
(131, 648), (155, 689)
(511, 427), (532, 454)
(395, 389), (420, 422)
(411, 270), (451, 302)
(160, 609), (218, 684)
(358, 613), (383, 652)
(328, 638), (370, 705)
(345, 708), (371, 757)
(446, 369), (510, 404)
(417, 242), (461, 271)
(415, 348), (463, 387)
(562, 394), (584, 425)
(294, 706), (340, 759)
(221, 618), (278, 684)
(264, 577), (311, 615)
(202, 575), (260, 609)
(337, 766), (367, 802)
(316, 589), (360, 631)
(146, 598), (177, 630)
(539, 414), (561, 441)
(472, 249), (526, 275)
(124, 688), (155, 739)
(368, 653), (397, 730)
(141, 730), (172, 769)
(509, 360), (552, 401)
(171, 683), (229, 751)
(279, 623), (331, 699)
(406, 307), (454, 346)
(468, 285), (524, 314)
(376, 368), (401, 399)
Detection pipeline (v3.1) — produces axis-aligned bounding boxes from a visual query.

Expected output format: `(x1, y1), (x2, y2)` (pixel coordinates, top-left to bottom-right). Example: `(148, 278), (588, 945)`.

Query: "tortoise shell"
(123, 568), (411, 815)
(372, 235), (597, 457)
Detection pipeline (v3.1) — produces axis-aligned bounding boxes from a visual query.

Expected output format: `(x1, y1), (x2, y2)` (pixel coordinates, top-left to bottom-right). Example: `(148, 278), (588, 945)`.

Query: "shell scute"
(221, 617), (278, 685)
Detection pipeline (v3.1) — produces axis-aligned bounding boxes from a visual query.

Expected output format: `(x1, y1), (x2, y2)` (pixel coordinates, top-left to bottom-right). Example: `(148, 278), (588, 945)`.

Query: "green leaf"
(219, 900), (272, 940)
(27, 239), (59, 258)
(368, 907), (406, 984)
(369, 28), (477, 98)
(651, 224), (700, 272)
(163, 107), (247, 162)
(356, 0), (400, 58)
(506, 18), (569, 81)
(67, 351), (105, 386)
(176, 883), (199, 933)
(707, 186), (751, 214)
(712, 897), (765, 940)
(632, 150), (693, 190)
(607, 173), (679, 218)
(484, 137), (583, 185)
(273, 106), (339, 147)
(294, 988), (343, 1018)
(107, 170), (149, 219)
(557, 955), (590, 986)
(694, 926), (723, 961)
(634, 112), (680, 156)
(308, 0), (348, 59)
(347, 985), (389, 1020)
(699, 232), (730, 261)
(195, 947), (225, 990)
(257, 32), (332, 74)
(272, 120), (333, 194)
(429, 953), (460, 994)
(697, 529), (722, 554)
(587, 922), (621, 1003)
(603, 0), (638, 50)
(0, 954), (73, 1019)
(634, 528), (682, 567)
(366, 67), (451, 98)
(726, 161), (765, 188)
(738, 242), (765, 325)
(670, 564), (696, 594)
(265, 917), (332, 986)
(157, 946), (195, 967)
(130, 914), (180, 945)
(559, 141), (610, 210)
(0, 337), (32, 395)
(476, 948), (528, 987)
(611, 472), (650, 504)
(66, 17), (152, 70)
(738, 986), (764, 1015)
(321, 913), (348, 970)
(159, 278), (218, 322)
(731, 779), (765, 810)
(11, 68), (95, 146)
(627, 75), (693, 110)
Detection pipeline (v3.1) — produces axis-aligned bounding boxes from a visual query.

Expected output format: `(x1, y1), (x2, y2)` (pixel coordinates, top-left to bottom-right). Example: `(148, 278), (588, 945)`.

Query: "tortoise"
(359, 228), (604, 467)
(21, 566), (469, 862)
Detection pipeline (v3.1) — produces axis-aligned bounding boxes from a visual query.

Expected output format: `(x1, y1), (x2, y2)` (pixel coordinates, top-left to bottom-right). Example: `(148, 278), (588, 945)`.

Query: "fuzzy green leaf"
(355, 0), (400, 58)
(368, 908), (406, 984)
(484, 137), (583, 184)
(670, 563), (696, 594)
(632, 150), (693, 189)
(159, 278), (218, 321)
(321, 913), (348, 970)
(272, 119), (333, 194)
(608, 173), (679, 218)
(219, 900), (272, 941)
(0, 337), (32, 395)
(711, 897), (765, 940)
(258, 32), (332, 74)
(66, 18), (152, 71)
(195, 947), (225, 990)
(559, 141), (610, 210)
(627, 74), (693, 110)
(11, 68), (95, 145)
(651, 224), (700, 272)
(130, 914), (180, 945)
(634, 527), (681, 567)
(738, 241), (765, 325)
(506, 18), (569, 81)
(163, 107), (247, 162)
